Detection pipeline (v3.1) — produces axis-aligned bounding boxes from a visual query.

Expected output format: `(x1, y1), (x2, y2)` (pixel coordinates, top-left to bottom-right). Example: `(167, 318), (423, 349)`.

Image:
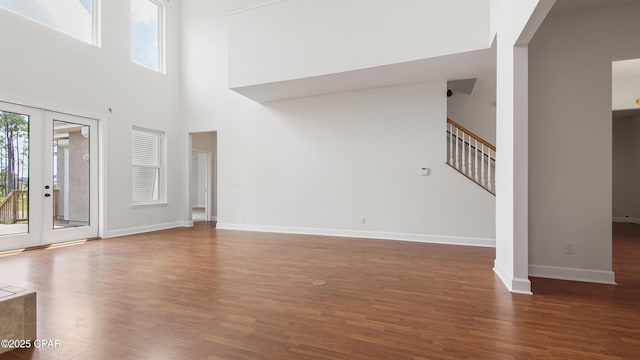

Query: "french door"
(0, 101), (98, 251)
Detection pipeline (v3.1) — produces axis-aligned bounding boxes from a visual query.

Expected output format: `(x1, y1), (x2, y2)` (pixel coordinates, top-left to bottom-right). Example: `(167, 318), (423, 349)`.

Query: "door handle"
(44, 193), (51, 197)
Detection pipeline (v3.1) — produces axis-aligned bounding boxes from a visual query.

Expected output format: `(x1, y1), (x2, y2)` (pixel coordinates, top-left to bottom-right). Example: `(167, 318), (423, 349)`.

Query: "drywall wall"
(612, 113), (640, 222)
(490, 0), (550, 294)
(182, 0), (496, 245)
(228, 0), (491, 88)
(529, 3), (640, 282)
(447, 73), (497, 145)
(0, 1), (188, 236)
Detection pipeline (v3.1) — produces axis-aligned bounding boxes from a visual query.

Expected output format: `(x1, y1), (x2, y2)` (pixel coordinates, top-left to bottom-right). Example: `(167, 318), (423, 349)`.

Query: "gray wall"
(529, 3), (640, 276)
(613, 113), (640, 221)
(447, 72), (496, 145)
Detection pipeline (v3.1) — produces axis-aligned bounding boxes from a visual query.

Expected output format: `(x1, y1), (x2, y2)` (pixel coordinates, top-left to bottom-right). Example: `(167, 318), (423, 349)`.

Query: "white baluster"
(449, 124), (454, 165)
(455, 128), (460, 170)
(461, 130), (466, 173)
(474, 139), (479, 182)
(488, 152), (493, 192)
(467, 133), (472, 176)
(481, 144), (486, 187)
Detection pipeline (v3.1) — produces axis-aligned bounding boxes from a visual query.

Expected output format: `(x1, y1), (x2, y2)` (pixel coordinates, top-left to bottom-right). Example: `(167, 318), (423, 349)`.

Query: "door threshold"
(0, 237), (101, 257)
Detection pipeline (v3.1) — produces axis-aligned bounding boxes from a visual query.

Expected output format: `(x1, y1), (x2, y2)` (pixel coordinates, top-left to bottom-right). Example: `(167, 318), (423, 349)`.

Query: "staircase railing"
(446, 119), (495, 195)
(0, 190), (28, 224)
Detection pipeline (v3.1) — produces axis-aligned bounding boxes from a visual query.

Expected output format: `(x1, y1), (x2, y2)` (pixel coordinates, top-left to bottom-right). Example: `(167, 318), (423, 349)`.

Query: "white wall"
(0, 2), (188, 236)
(529, 3), (640, 283)
(447, 73), (497, 144)
(182, 0), (496, 245)
(490, 0), (547, 294)
(612, 114), (640, 222)
(228, 0), (491, 88)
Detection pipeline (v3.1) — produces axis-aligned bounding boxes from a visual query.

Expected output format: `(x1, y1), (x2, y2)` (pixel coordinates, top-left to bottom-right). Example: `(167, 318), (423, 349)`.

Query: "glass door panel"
(43, 112), (98, 243)
(0, 102), (43, 251)
(0, 110), (30, 236)
(52, 120), (90, 229)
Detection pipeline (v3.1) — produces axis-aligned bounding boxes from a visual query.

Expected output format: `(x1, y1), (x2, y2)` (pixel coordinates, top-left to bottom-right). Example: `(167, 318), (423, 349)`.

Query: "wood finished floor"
(0, 222), (638, 359)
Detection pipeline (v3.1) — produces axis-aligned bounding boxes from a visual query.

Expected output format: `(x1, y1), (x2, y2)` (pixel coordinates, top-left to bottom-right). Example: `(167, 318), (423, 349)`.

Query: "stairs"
(446, 119), (495, 195)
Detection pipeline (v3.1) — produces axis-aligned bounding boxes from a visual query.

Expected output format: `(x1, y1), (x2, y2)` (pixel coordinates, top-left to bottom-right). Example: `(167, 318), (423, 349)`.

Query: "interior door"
(43, 111), (98, 243)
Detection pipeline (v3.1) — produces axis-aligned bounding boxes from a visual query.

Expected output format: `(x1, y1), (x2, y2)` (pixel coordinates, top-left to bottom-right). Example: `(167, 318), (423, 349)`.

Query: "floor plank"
(0, 222), (638, 359)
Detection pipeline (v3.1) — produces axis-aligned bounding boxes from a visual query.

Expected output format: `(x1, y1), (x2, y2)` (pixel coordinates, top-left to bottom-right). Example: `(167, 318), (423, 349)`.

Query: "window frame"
(0, 0), (101, 46)
(130, 0), (166, 73)
(131, 126), (166, 206)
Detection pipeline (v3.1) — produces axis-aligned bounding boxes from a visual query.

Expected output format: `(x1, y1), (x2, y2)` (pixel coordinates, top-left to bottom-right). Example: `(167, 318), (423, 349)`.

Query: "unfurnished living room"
(0, 0), (639, 359)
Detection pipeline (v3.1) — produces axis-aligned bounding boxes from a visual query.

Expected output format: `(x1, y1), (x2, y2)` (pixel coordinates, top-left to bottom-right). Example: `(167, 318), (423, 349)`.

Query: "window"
(131, 0), (164, 72)
(0, 0), (99, 45)
(131, 127), (164, 204)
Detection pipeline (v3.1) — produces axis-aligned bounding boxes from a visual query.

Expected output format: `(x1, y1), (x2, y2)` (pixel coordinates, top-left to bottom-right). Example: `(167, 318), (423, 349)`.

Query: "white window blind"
(132, 127), (163, 203)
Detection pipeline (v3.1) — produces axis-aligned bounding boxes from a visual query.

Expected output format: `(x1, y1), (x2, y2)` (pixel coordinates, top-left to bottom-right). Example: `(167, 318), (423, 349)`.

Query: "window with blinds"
(131, 127), (164, 203)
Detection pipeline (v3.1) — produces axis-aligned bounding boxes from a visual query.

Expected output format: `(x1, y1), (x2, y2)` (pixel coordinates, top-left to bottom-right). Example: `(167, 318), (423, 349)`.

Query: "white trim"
(92, 0), (102, 47)
(98, 113), (108, 239)
(227, 0), (285, 15)
(493, 260), (533, 295)
(613, 216), (640, 224)
(529, 264), (616, 285)
(105, 221), (192, 238)
(215, 223), (495, 247)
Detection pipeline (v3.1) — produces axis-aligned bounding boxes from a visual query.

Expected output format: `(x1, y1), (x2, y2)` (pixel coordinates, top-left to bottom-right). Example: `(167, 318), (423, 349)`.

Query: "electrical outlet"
(359, 216), (366, 224)
(564, 243), (575, 255)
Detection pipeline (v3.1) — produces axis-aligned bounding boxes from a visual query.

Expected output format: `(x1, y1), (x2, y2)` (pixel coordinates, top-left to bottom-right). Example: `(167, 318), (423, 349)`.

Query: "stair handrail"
(447, 118), (495, 153)
(446, 118), (496, 195)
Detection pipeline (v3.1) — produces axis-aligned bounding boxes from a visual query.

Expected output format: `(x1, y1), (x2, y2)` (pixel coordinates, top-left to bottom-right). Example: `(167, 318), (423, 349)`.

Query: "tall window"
(131, 127), (164, 204)
(131, 0), (164, 72)
(0, 0), (99, 45)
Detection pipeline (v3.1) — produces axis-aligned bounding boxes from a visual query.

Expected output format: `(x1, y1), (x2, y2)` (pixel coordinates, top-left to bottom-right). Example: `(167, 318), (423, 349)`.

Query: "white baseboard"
(493, 260), (532, 295)
(215, 223), (495, 247)
(613, 217), (640, 224)
(529, 264), (616, 284)
(105, 221), (193, 238)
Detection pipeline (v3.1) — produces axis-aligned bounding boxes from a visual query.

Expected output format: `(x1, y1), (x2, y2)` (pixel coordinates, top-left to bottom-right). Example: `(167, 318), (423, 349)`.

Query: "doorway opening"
(611, 57), (640, 283)
(190, 132), (217, 223)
